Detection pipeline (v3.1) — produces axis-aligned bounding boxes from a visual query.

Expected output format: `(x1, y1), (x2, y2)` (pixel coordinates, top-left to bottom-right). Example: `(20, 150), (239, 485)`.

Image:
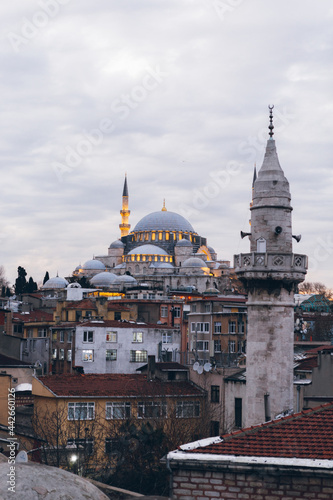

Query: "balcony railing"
(234, 252), (307, 274)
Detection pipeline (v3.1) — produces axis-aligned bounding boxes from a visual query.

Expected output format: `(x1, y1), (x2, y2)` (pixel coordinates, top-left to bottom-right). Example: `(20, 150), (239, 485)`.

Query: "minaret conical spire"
(119, 174), (131, 237)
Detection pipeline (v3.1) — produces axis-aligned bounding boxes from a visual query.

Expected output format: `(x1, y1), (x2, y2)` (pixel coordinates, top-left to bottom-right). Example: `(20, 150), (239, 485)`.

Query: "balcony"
(234, 252), (307, 283)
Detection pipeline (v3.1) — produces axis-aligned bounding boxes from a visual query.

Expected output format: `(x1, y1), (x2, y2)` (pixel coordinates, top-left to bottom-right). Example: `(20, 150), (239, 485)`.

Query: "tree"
(298, 281), (333, 299)
(26, 276), (38, 293)
(43, 271), (50, 285)
(14, 266), (27, 295)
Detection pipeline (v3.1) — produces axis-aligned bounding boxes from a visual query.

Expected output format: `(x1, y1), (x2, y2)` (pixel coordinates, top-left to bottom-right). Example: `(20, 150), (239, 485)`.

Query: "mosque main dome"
(133, 211), (195, 233)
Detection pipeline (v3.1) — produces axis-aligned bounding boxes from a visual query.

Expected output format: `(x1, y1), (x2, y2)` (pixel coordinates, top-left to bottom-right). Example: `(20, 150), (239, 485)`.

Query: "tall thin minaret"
(235, 106), (307, 427)
(119, 174), (131, 237)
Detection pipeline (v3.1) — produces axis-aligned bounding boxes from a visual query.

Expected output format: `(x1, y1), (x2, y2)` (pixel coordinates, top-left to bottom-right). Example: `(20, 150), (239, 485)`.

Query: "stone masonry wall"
(172, 468), (333, 500)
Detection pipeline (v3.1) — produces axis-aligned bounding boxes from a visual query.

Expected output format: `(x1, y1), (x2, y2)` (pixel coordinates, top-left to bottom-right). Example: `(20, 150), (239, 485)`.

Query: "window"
(214, 340), (221, 352)
(38, 328), (47, 338)
(149, 294), (155, 299)
(191, 322), (209, 333)
(214, 321), (222, 333)
(59, 349), (65, 360)
(106, 331), (117, 342)
(191, 322), (196, 333)
(60, 331), (64, 343)
(83, 331), (94, 343)
(115, 312), (121, 321)
(196, 341), (209, 351)
(205, 304), (211, 313)
(211, 385), (220, 403)
(52, 348), (57, 360)
(68, 402), (95, 420)
(228, 340), (236, 353)
(105, 438), (122, 455)
(106, 349), (117, 361)
(191, 304), (197, 312)
(14, 324), (23, 334)
(67, 349), (72, 362)
(238, 321), (245, 333)
(161, 306), (168, 318)
(130, 350), (147, 363)
(257, 237), (266, 253)
(235, 398), (242, 428)
(82, 349), (93, 362)
(67, 331), (73, 343)
(67, 438), (94, 455)
(173, 307), (181, 318)
(162, 332), (172, 344)
(138, 401), (167, 419)
(106, 402), (131, 420)
(176, 401), (200, 418)
(228, 321), (236, 333)
(27, 328), (33, 338)
(133, 331), (143, 343)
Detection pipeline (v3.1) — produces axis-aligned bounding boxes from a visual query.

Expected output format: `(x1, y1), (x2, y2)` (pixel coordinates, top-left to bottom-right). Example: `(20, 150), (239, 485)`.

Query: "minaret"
(119, 174), (131, 237)
(235, 106), (307, 427)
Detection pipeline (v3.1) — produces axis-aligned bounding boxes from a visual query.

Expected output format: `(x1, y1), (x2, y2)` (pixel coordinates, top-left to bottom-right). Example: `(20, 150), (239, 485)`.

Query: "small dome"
(176, 239), (193, 247)
(182, 257), (208, 268)
(204, 287), (220, 295)
(114, 275), (137, 285)
(208, 246), (216, 254)
(153, 262), (174, 269)
(90, 272), (118, 287)
(128, 244), (168, 256)
(82, 259), (106, 271)
(133, 211), (195, 233)
(109, 240), (125, 249)
(42, 276), (69, 289)
(74, 264), (81, 271)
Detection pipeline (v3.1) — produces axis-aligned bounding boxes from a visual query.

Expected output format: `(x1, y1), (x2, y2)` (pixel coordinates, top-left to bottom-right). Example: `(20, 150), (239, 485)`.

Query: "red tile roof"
(0, 353), (32, 367)
(185, 403), (333, 460)
(295, 355), (318, 371)
(13, 310), (54, 323)
(64, 299), (97, 310)
(307, 345), (333, 354)
(35, 374), (205, 398)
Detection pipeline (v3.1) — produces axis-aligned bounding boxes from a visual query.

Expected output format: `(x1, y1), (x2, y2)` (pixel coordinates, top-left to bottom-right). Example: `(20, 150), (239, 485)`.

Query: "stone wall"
(171, 468), (333, 500)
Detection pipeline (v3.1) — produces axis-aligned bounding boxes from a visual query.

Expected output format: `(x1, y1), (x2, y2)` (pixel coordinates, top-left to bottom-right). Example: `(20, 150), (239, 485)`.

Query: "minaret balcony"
(234, 252), (307, 283)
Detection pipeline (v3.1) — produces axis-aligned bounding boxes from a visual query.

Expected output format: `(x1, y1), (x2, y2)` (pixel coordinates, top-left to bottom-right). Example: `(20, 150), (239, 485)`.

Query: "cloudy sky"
(1, 0), (332, 288)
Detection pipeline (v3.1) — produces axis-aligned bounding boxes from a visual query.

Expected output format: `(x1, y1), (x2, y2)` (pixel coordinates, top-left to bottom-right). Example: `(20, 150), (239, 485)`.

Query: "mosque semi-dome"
(82, 259), (106, 271)
(42, 276), (69, 289)
(114, 275), (137, 285)
(133, 211), (195, 233)
(90, 272), (118, 287)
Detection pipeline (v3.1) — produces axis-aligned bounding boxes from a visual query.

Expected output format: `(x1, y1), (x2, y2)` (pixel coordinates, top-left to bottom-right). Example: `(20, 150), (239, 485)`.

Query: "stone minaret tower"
(234, 106), (307, 427)
(119, 174), (131, 237)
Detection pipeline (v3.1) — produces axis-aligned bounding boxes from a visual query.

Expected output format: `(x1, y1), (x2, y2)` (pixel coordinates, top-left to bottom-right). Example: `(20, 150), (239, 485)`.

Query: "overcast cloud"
(0, 0), (332, 288)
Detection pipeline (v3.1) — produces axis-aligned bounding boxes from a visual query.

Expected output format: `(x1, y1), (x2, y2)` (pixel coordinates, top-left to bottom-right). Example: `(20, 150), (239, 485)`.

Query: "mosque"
(71, 176), (231, 294)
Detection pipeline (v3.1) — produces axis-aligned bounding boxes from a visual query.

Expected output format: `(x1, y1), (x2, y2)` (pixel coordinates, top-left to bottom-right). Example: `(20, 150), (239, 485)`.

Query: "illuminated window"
(106, 331), (117, 342)
(82, 350), (93, 362)
(158, 232), (162, 240)
(152, 232), (156, 241)
(145, 233), (149, 241)
(68, 402), (95, 420)
(131, 255), (135, 261)
(142, 255), (146, 261)
(166, 232), (169, 241)
(154, 256), (158, 261)
(136, 255), (140, 261)
(178, 232), (182, 240)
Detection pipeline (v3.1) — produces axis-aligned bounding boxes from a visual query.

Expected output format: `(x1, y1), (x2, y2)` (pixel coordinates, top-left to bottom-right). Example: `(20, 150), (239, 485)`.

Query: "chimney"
(147, 355), (156, 380)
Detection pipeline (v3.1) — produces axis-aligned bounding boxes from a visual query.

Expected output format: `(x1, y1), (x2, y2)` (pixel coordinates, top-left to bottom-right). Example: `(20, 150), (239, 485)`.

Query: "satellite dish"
(197, 365), (203, 375)
(204, 362), (212, 372)
(193, 362), (199, 372)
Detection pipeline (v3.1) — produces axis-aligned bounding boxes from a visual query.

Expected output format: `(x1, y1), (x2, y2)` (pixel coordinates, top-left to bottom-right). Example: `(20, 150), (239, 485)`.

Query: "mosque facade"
(73, 176), (231, 294)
